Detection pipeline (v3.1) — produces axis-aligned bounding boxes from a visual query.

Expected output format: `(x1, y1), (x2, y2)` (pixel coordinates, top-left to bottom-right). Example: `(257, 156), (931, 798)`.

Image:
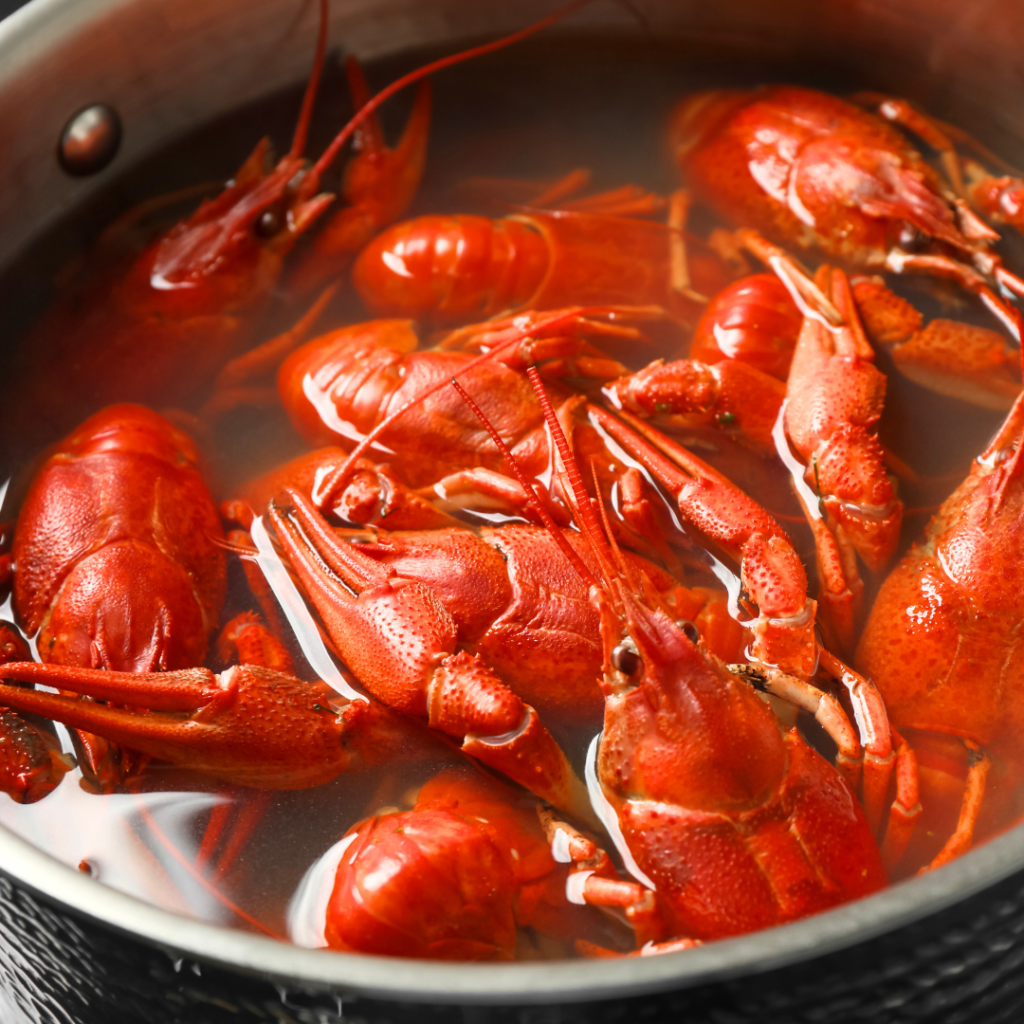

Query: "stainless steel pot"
(2, 1), (1024, 1021)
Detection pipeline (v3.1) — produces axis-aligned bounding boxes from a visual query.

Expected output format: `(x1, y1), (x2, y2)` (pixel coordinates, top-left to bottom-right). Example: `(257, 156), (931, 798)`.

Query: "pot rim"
(3, 0), (1024, 1006)
(2, 796), (1023, 1003)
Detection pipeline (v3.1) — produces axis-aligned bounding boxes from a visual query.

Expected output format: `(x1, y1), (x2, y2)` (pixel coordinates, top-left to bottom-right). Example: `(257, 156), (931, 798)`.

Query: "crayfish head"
(141, 140), (333, 315)
(596, 582), (788, 814)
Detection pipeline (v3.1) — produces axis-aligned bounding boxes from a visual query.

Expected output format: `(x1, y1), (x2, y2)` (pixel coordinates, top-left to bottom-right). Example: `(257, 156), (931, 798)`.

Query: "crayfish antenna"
(450, 363), (654, 691)
(525, 366), (622, 592)
(288, 0), (330, 160)
(448, 360), (626, 609)
(301, 0), (595, 196)
(447, 376), (597, 588)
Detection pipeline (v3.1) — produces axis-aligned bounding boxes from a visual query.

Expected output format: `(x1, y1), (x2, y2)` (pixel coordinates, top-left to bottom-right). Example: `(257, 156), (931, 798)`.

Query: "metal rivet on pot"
(57, 104), (122, 176)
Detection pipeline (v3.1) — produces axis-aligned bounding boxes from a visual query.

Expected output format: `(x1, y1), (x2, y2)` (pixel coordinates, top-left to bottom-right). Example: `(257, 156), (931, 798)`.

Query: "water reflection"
(0, 773), (223, 921)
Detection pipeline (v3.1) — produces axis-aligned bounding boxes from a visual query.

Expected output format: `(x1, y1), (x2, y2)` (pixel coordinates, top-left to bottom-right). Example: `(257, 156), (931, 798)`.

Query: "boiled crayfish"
(670, 85), (1024, 341)
(462, 368), (889, 944)
(0, 404), (438, 792)
(10, 404), (226, 789)
(320, 766), (640, 959)
(857, 391), (1024, 872)
(350, 187), (734, 327)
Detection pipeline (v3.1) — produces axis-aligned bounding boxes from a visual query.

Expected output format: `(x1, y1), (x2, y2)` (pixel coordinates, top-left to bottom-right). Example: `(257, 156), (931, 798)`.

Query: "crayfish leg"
(897, 735), (992, 876)
(852, 276), (1021, 410)
(884, 249), (1024, 343)
(878, 726), (922, 874)
(925, 741), (990, 872)
(853, 92), (968, 197)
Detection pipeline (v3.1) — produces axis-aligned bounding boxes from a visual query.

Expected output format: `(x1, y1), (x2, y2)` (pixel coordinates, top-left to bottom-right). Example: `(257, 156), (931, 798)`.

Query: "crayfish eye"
(255, 206), (285, 239)
(611, 643), (642, 676)
(675, 619), (700, 645)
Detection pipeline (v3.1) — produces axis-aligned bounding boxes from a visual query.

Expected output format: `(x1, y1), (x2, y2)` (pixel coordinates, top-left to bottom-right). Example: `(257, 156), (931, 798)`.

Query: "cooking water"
(0, 37), (1016, 956)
